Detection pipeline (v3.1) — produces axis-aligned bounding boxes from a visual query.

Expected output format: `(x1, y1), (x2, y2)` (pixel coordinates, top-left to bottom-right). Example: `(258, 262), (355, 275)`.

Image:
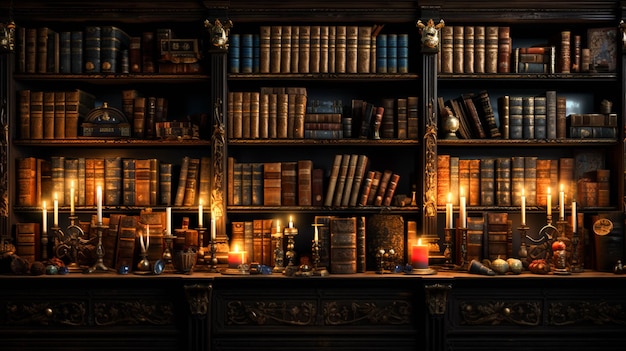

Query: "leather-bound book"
(43, 91), (55, 139)
(263, 162), (282, 206)
(348, 155), (368, 207)
(366, 214), (404, 271)
(463, 26), (474, 74)
(373, 170), (393, 206)
(30, 90), (44, 140)
(281, 161), (297, 206)
(141, 31), (155, 73)
(458, 159), (470, 205)
(510, 156), (524, 207)
(556, 96), (567, 139)
(276, 93), (289, 139)
(37, 158), (53, 207)
(159, 162), (172, 206)
(396, 98), (407, 139)
(485, 26), (499, 73)
(104, 157), (122, 206)
(293, 94), (307, 139)
(324, 154), (343, 207)
(508, 95), (523, 139)
(521, 96), (535, 139)
(346, 26), (359, 73)
(450, 156), (460, 205)
(115, 215), (137, 270)
(382, 173), (400, 206)
(437, 154), (450, 206)
(524, 156), (537, 207)
(134, 159), (151, 206)
(17, 157), (37, 207)
(101, 26), (130, 73)
(298, 25), (311, 73)
(474, 26), (485, 73)
(407, 96), (419, 139)
(452, 26), (464, 73)
(327, 26), (335, 73)
(560, 30), (571, 73)
(129, 36), (142, 73)
(70, 30), (83, 74)
(133, 96), (146, 139)
(312, 168), (325, 206)
(298, 160), (313, 206)
(545, 90), (557, 140)
(386, 33), (397, 73)
(268, 93), (277, 138)
(330, 216), (357, 274)
(36, 27), (51, 73)
(270, 25), (282, 73)
(319, 25), (329, 73)
(462, 94), (487, 139)
(497, 26), (510, 73)
(290, 26), (300, 73)
(251, 162), (264, 206)
(183, 158), (200, 206)
(334, 25), (347, 73)
(16, 223), (39, 264)
(536, 159), (551, 207)
(485, 212), (511, 260)
(54, 91), (67, 138)
(103, 214), (122, 269)
(19, 90), (31, 139)
(397, 33), (408, 73)
(495, 157), (511, 207)
(357, 26), (371, 73)
(25, 28), (37, 73)
(259, 26), (271, 73)
(122, 158), (136, 206)
(365, 170), (383, 206)
(474, 90), (501, 138)
(356, 216), (366, 272)
(250, 92), (260, 139)
(358, 170), (375, 206)
(440, 26), (453, 73)
(533, 95), (547, 139)
(309, 25), (321, 73)
(468, 159), (481, 206)
(332, 154), (351, 207)
(381, 98), (395, 139)
(340, 154), (359, 207)
(480, 158), (495, 206)
(84, 26), (101, 73)
(241, 33), (254, 74)
(466, 216), (484, 263)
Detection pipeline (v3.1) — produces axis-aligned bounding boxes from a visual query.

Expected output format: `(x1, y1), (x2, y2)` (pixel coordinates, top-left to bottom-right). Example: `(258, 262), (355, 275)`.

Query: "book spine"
(330, 217), (357, 274)
(376, 34), (387, 73)
(183, 158), (200, 206)
(160, 162), (172, 206)
(259, 26), (271, 73)
(357, 216), (366, 273)
(298, 25), (311, 73)
(320, 25), (329, 73)
(291, 26), (300, 73)
(386, 33), (397, 74)
(263, 162), (282, 206)
(241, 33), (254, 74)
(373, 170), (393, 206)
(281, 161), (297, 206)
(533, 95), (547, 139)
(495, 157), (511, 206)
(480, 158), (495, 206)
(309, 25), (321, 73)
(59, 31), (71, 73)
(43, 91), (55, 139)
(332, 154), (351, 207)
(452, 26), (464, 73)
(241, 163), (252, 206)
(382, 173), (400, 206)
(298, 160), (313, 206)
(251, 163), (264, 206)
(560, 31), (571, 73)
(54, 91), (67, 138)
(556, 96), (567, 139)
(522, 96), (535, 139)
(335, 26), (346, 73)
(84, 26), (101, 73)
(340, 154), (359, 207)
(397, 33), (408, 74)
(485, 26), (499, 73)
(29, 91), (44, 140)
(324, 154), (343, 207)
(346, 26), (358, 73)
(36, 27), (49, 73)
(357, 26), (371, 73)
(312, 168), (325, 206)
(497, 26), (511, 73)
(269, 26), (282, 74)
(440, 26), (453, 73)
(348, 155), (368, 207)
(104, 157), (122, 206)
(19, 90), (31, 139)
(17, 157), (37, 207)
(122, 158), (136, 206)
(463, 26), (474, 74)
(141, 31), (155, 73)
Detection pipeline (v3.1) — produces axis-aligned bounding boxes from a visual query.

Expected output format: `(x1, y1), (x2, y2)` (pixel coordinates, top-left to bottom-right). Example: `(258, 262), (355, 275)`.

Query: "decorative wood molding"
(185, 283), (212, 318)
(5, 301), (87, 326)
(94, 300), (175, 326)
(548, 301), (626, 325)
(425, 283), (451, 316)
(459, 300), (542, 326)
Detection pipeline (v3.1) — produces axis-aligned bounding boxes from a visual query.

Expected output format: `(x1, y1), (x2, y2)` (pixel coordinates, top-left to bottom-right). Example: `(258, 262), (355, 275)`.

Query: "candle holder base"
(85, 223), (112, 274)
(405, 267), (437, 275)
(312, 266), (329, 276)
(221, 265), (250, 275)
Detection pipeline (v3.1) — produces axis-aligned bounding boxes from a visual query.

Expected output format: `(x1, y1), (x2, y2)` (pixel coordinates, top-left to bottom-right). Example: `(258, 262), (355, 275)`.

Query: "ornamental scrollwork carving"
(94, 300), (174, 326)
(226, 300), (316, 326)
(425, 283), (451, 316)
(423, 100), (438, 218)
(548, 301), (626, 326)
(4, 301), (87, 326)
(324, 300), (411, 326)
(185, 284), (211, 318)
(459, 300), (541, 326)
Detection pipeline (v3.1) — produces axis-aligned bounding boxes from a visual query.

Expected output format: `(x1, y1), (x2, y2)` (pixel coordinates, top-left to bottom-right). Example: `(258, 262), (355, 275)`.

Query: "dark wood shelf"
(13, 139), (212, 147)
(227, 206), (420, 214)
(228, 73), (419, 81)
(228, 139), (420, 146)
(12, 73), (210, 84)
(437, 138), (619, 147)
(438, 72), (618, 81)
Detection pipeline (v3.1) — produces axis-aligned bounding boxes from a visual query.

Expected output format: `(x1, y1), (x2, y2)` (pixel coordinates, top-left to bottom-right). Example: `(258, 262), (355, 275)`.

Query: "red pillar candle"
(411, 239), (429, 269)
(228, 245), (246, 268)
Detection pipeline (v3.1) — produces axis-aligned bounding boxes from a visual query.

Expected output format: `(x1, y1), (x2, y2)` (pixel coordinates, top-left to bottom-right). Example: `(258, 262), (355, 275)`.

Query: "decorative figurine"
(416, 18), (445, 52)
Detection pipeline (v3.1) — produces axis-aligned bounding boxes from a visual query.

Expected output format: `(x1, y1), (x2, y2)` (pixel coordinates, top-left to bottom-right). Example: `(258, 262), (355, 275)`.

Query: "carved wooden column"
(424, 283), (451, 351)
(0, 53), (12, 239)
(184, 283), (212, 351)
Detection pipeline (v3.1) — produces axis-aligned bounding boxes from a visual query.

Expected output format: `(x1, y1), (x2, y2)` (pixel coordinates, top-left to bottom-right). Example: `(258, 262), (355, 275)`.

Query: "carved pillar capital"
(416, 19), (445, 53)
(425, 283), (451, 316)
(184, 283), (212, 318)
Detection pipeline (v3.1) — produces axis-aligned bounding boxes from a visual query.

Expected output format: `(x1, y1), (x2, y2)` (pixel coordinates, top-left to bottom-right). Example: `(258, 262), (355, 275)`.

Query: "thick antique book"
(250, 92), (260, 139)
(340, 154), (359, 207)
(241, 91), (251, 138)
(587, 27), (618, 73)
(251, 162), (264, 206)
(556, 95), (567, 139)
(560, 30), (571, 73)
(376, 33), (387, 73)
(145, 96), (157, 139)
(309, 25), (321, 73)
(466, 215), (484, 263)
(480, 158), (495, 206)
(281, 161), (298, 206)
(104, 157), (122, 206)
(462, 26), (474, 74)
(232, 162), (242, 206)
(485, 26), (499, 73)
(101, 26), (130, 73)
(312, 168), (325, 206)
(173, 156), (190, 206)
(134, 159), (151, 206)
(66, 89), (95, 139)
(495, 157), (511, 206)
(140, 209), (166, 262)
(440, 25), (453, 73)
(559, 157), (575, 204)
(84, 158), (95, 206)
(54, 91), (67, 139)
(330, 216), (357, 274)
(263, 162), (282, 206)
(36, 27), (52, 73)
(293, 94), (307, 139)
(545, 90), (557, 139)
(122, 158), (136, 206)
(458, 159), (470, 204)
(356, 216), (366, 272)
(58, 31), (70, 72)
(298, 25), (311, 73)
(397, 33), (408, 73)
(396, 98), (407, 139)
(102, 214), (122, 269)
(259, 26), (271, 73)
(43, 91), (55, 139)
(141, 31), (155, 73)
(382, 173), (400, 206)
(84, 26), (101, 73)
(485, 212), (511, 260)
(324, 154), (343, 207)
(521, 96), (535, 139)
(133, 96), (146, 138)
(24, 28), (37, 73)
(17, 157), (37, 207)
(381, 98), (395, 139)
(357, 26), (371, 73)
(298, 160), (313, 206)
(276, 93), (289, 139)
(29, 90), (44, 140)
(358, 170), (375, 206)
(228, 33), (240, 72)
(183, 158), (200, 206)
(240, 33), (254, 74)
(159, 162), (172, 206)
(497, 26), (511, 73)
(462, 94), (487, 139)
(474, 91), (501, 138)
(437, 154), (450, 206)
(536, 159), (551, 207)
(334, 25), (347, 73)
(346, 26), (359, 73)
(386, 33), (397, 73)
(452, 26), (464, 73)
(319, 25), (329, 73)
(508, 96), (523, 139)
(407, 96), (419, 139)
(116, 215), (137, 270)
(468, 159), (481, 206)
(69, 30), (83, 74)
(291, 26), (300, 73)
(327, 26), (335, 73)
(268, 92), (278, 138)
(129, 36), (142, 73)
(510, 156), (524, 207)
(524, 156), (538, 207)
(533, 95), (547, 139)
(269, 25), (282, 73)
(16, 223), (39, 264)
(19, 90), (31, 139)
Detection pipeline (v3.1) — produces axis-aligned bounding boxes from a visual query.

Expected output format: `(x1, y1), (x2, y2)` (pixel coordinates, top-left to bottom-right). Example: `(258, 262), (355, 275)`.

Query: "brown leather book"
(281, 161), (297, 206)
(298, 25), (311, 73)
(382, 173), (400, 207)
(453, 25), (464, 73)
(43, 91), (55, 139)
(280, 25), (292, 73)
(141, 31), (155, 73)
(19, 90), (31, 139)
(54, 91), (67, 138)
(373, 170), (392, 206)
(437, 154), (450, 207)
(263, 162), (282, 206)
(270, 25), (282, 73)
(17, 157), (37, 207)
(330, 216), (357, 274)
(440, 25), (453, 73)
(183, 158), (200, 207)
(348, 155), (369, 207)
(298, 160), (313, 206)
(29, 90), (44, 140)
(463, 26), (474, 74)
(495, 157), (511, 207)
(16, 222), (39, 264)
(115, 215), (137, 270)
(319, 25), (329, 73)
(346, 26), (358, 73)
(276, 93), (289, 138)
(485, 26), (499, 73)
(259, 26), (271, 73)
(290, 26), (300, 73)
(497, 26), (511, 73)
(357, 26), (371, 73)
(334, 25), (346, 73)
(474, 26), (486, 73)
(309, 25), (321, 73)
(133, 96), (146, 138)
(134, 159), (152, 206)
(480, 158), (495, 206)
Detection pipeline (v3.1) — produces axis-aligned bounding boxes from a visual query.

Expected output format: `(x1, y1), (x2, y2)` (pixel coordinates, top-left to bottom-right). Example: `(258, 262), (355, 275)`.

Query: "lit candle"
(166, 207), (172, 235)
(572, 200), (577, 232)
(210, 210), (216, 240)
(53, 192), (59, 227)
(198, 199), (203, 227)
(228, 244), (246, 268)
(96, 185), (103, 224)
(146, 223), (150, 249)
(42, 201), (47, 235)
(70, 180), (75, 216)
(288, 216), (294, 228)
(559, 184), (565, 220)
(276, 220), (281, 234)
(521, 188), (526, 225)
(446, 192), (454, 228)
(546, 187), (552, 217)
(411, 238), (429, 269)
(314, 224), (319, 244)
(459, 187), (467, 228)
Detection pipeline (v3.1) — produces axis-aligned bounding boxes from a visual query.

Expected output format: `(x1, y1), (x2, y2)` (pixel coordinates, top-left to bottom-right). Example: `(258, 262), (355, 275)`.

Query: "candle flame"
(417, 238), (422, 245)
(233, 244), (239, 252)
(547, 186), (551, 194)
(447, 192), (452, 202)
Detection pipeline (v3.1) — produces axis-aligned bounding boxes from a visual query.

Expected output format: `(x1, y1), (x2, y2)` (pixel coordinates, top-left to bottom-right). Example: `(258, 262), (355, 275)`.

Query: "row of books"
(15, 26), (202, 75)
(227, 154), (401, 208)
(439, 25), (617, 74)
(229, 25), (410, 75)
(16, 155), (210, 208)
(351, 97), (419, 139)
(441, 90), (618, 140)
(437, 155), (610, 209)
(18, 89), (95, 140)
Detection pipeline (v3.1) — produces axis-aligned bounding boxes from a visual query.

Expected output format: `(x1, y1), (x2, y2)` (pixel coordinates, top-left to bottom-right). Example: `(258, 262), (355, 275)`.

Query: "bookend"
(86, 222), (112, 273)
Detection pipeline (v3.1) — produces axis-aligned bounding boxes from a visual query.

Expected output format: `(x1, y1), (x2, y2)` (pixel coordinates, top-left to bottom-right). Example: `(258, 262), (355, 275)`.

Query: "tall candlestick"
(459, 187), (467, 228)
(314, 224), (319, 244)
(53, 192), (59, 227)
(288, 216), (294, 228)
(198, 200), (203, 227)
(521, 188), (526, 225)
(446, 192), (454, 228)
(546, 187), (552, 217)
(166, 207), (172, 235)
(210, 210), (216, 240)
(559, 184), (565, 220)
(70, 180), (75, 216)
(42, 201), (47, 235)
(572, 201), (577, 232)
(96, 186), (103, 224)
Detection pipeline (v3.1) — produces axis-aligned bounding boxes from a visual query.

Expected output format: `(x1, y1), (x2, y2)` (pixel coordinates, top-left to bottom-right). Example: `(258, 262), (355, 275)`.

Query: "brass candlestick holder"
(283, 226), (298, 276)
(311, 240), (329, 276)
(206, 238), (222, 273)
(86, 222), (112, 273)
(193, 227), (209, 271)
(162, 232), (177, 273)
(443, 227), (454, 265)
(53, 215), (87, 273)
(135, 225), (151, 274)
(272, 234), (285, 273)
(455, 227), (468, 271)
(517, 224), (529, 260)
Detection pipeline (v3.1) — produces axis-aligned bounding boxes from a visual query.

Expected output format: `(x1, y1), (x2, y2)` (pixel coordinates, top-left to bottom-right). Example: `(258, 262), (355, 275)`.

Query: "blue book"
(253, 34), (260, 73)
(240, 34), (253, 73)
(84, 26), (101, 73)
(229, 33), (240, 73)
(70, 31), (83, 74)
(100, 26), (130, 73)
(376, 34), (387, 73)
(397, 33), (409, 73)
(386, 33), (397, 73)
(59, 31), (71, 74)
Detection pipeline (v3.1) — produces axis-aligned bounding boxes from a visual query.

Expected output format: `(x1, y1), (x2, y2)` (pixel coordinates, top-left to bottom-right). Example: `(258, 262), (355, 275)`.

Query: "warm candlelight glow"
(276, 220), (281, 235)
(96, 185), (103, 224)
(446, 192), (454, 228)
(228, 244), (246, 268)
(547, 186), (552, 217)
(521, 187), (526, 225)
(411, 238), (429, 269)
(459, 187), (467, 228)
(166, 207), (172, 235)
(53, 192), (59, 227)
(42, 201), (47, 235)
(572, 201), (577, 232)
(210, 210), (216, 240)
(70, 180), (75, 215)
(559, 183), (565, 220)
(198, 199), (203, 227)
(314, 224), (319, 244)
(288, 216), (294, 228)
